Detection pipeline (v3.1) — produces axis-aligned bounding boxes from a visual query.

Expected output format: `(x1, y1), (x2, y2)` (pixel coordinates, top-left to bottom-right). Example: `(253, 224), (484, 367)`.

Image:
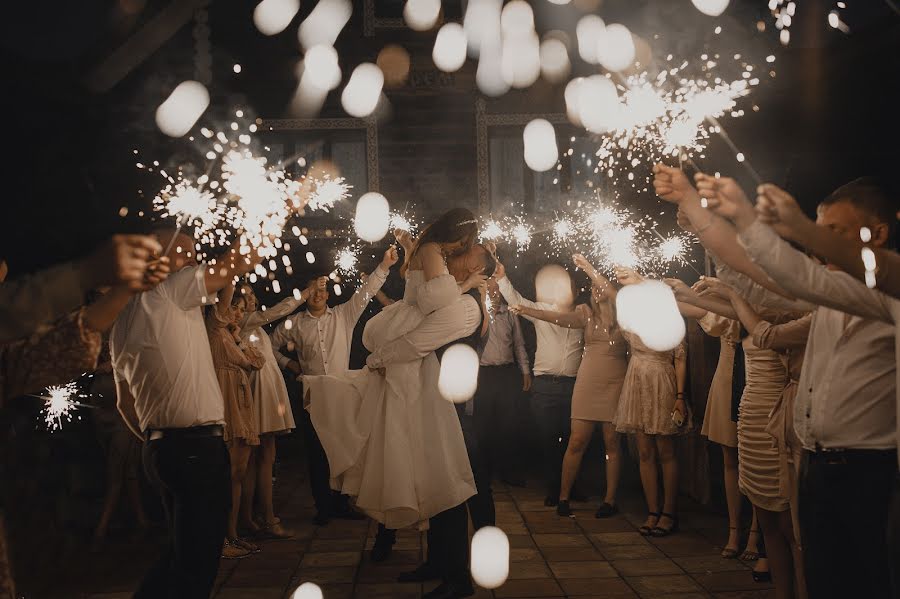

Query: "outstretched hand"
(664, 277), (695, 302)
(381, 245), (400, 269)
(692, 276), (734, 299)
(614, 266), (643, 286)
(693, 174), (756, 230)
(755, 184), (811, 240)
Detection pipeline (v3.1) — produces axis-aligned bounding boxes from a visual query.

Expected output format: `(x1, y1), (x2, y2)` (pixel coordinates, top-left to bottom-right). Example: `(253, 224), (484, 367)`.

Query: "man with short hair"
(270, 246), (397, 525)
(111, 232), (260, 598)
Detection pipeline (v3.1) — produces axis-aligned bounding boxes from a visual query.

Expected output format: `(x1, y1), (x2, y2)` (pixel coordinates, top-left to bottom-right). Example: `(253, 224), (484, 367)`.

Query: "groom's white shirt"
(365, 291), (481, 368)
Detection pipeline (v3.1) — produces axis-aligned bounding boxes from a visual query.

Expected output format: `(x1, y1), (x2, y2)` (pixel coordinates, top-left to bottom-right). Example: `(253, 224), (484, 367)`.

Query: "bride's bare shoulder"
(409, 242), (442, 269)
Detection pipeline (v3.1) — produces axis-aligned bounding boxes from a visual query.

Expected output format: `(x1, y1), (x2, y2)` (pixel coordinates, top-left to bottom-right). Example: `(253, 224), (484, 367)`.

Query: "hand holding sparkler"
(755, 184), (811, 240)
(653, 164), (698, 205)
(85, 235), (166, 291)
(508, 304), (530, 317)
(663, 278), (698, 303)
(692, 276), (735, 300)
(380, 245), (400, 270)
(393, 229), (415, 253)
(675, 209), (697, 234)
(694, 174), (757, 231)
(614, 266), (644, 286)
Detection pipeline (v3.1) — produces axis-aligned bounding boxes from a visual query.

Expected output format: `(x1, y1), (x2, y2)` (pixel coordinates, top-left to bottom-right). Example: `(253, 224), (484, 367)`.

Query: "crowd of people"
(0, 165), (897, 599)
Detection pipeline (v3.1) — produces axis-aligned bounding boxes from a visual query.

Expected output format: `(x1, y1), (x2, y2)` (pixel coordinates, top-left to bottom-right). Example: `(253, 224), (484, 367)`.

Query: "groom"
(365, 243), (496, 599)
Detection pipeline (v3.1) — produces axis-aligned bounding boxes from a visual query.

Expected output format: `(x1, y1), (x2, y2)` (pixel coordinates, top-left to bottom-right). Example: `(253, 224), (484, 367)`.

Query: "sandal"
(638, 512), (660, 536)
(650, 512), (679, 537)
(594, 502), (618, 519)
(741, 529), (761, 561)
(257, 521), (295, 540)
(222, 539), (251, 559)
(231, 537), (261, 553)
(721, 527), (740, 559)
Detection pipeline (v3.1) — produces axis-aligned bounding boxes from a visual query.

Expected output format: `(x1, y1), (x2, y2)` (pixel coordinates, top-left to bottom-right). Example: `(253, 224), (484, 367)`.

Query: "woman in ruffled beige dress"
(206, 285), (266, 557)
(613, 268), (688, 537)
(511, 254), (628, 519)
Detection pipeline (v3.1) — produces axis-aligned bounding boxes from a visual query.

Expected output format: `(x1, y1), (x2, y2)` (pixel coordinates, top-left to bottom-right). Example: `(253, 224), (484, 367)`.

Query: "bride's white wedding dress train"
(303, 266), (476, 529)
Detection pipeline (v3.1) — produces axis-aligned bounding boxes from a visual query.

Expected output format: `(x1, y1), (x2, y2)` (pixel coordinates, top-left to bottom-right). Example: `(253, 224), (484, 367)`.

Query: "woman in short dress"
(511, 254), (628, 519)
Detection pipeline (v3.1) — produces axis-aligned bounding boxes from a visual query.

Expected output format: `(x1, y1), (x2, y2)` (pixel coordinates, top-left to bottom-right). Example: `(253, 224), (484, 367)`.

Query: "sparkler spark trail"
(306, 175), (353, 212)
(333, 245), (361, 278)
(42, 383), (80, 432)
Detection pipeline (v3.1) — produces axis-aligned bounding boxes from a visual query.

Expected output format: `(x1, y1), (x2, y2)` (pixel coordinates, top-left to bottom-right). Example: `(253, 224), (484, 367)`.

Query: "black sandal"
(650, 512), (679, 537)
(721, 526), (740, 559)
(638, 512), (660, 536)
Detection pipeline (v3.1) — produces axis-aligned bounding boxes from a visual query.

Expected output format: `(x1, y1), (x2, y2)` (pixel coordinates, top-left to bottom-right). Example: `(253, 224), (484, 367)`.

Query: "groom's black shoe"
(398, 563), (441, 583)
(371, 529), (395, 562)
(423, 581), (475, 599)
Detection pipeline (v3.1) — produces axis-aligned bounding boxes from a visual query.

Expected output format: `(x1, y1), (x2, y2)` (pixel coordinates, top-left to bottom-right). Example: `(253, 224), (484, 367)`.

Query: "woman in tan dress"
(613, 268), (688, 537)
(511, 254), (628, 519)
(206, 284), (265, 557)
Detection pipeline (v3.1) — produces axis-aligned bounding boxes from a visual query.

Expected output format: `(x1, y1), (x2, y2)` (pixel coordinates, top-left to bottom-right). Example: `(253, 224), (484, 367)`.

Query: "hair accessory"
(456, 219), (478, 226)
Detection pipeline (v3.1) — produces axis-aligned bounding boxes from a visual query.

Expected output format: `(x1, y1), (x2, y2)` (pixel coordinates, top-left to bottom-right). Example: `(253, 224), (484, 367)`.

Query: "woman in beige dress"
(511, 254), (628, 519)
(613, 268), (688, 537)
(206, 284), (266, 557)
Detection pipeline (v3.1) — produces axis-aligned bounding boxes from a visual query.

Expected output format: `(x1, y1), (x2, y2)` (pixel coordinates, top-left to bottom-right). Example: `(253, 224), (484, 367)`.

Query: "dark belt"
(145, 424), (225, 442)
(480, 363), (516, 369)
(536, 374), (576, 382)
(806, 446), (897, 466)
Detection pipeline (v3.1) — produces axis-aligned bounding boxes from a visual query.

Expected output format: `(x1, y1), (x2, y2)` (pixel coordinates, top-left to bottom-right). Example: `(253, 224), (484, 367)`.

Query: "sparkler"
(41, 383), (82, 432)
(334, 245), (361, 277)
(306, 175), (353, 212)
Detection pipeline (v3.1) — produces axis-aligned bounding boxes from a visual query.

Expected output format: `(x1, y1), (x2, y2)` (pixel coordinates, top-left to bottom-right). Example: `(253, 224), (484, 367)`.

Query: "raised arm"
(510, 304), (587, 329)
(336, 246), (396, 327)
(755, 183), (900, 300)
(666, 277), (738, 320)
(242, 293), (305, 331)
(751, 311), (813, 353)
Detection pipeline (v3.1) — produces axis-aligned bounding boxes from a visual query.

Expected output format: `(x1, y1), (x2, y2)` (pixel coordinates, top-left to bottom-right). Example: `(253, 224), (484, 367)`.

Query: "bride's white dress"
(303, 266), (476, 529)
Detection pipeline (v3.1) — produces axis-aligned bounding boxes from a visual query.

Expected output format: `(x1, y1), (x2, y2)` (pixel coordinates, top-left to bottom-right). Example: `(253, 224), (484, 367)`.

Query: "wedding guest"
(270, 246), (397, 526)
(207, 284), (267, 558)
(235, 283), (302, 539)
(111, 231), (260, 597)
(494, 257), (584, 506)
(613, 267), (688, 537)
(511, 254), (627, 518)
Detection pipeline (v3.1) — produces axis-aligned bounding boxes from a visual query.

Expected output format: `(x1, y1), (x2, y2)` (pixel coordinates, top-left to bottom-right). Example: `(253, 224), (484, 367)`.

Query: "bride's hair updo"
(411, 208), (479, 258)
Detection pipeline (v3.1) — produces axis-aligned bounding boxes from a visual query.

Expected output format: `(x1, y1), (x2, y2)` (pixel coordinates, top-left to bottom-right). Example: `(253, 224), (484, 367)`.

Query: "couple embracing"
(304, 208), (496, 599)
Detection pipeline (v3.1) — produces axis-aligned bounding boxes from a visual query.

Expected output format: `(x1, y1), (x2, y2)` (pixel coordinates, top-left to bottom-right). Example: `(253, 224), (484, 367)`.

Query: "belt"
(145, 424), (225, 442)
(480, 363), (516, 369)
(807, 445), (897, 466)
(536, 374), (576, 382)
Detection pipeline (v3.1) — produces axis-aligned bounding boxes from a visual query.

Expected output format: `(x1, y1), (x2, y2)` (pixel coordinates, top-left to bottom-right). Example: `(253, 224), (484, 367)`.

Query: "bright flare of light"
(501, 31), (541, 89)
(616, 280), (685, 351)
(155, 81), (210, 137)
(354, 192), (391, 242)
(291, 582), (324, 599)
(341, 63), (384, 117)
(477, 41), (510, 97)
(153, 181), (222, 235)
(500, 0), (534, 37)
(335, 246), (359, 275)
(303, 45), (342, 91)
(404, 0), (441, 31)
(297, 0), (352, 49)
(576, 15), (605, 64)
(253, 0), (300, 35)
(481, 220), (505, 240)
(465, 0), (502, 58)
(438, 344), (480, 403)
(221, 150), (294, 249)
(691, 0), (730, 17)
(535, 264), (574, 306)
(564, 77), (585, 127)
(471, 527), (510, 589)
(658, 235), (688, 262)
(523, 119), (559, 172)
(44, 383), (79, 432)
(596, 23), (635, 72)
(578, 75), (620, 133)
(511, 221), (534, 252)
(433, 23), (468, 73)
(552, 218), (574, 243)
(307, 175), (352, 212)
(540, 37), (570, 83)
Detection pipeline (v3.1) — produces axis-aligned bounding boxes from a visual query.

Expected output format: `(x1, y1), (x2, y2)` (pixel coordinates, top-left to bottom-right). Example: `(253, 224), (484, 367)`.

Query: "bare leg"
(559, 420), (595, 502)
(239, 447), (260, 531)
(600, 423), (622, 506)
(744, 507), (762, 560)
(636, 433), (660, 530)
(722, 445), (741, 555)
(655, 435), (678, 531)
(228, 441), (253, 540)
(757, 507), (796, 599)
(126, 475), (149, 529)
(93, 478), (123, 545)
(779, 508), (806, 599)
(257, 435), (278, 524)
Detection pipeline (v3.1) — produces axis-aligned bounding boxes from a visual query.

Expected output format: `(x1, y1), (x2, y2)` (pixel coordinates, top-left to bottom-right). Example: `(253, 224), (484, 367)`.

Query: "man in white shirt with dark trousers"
(111, 231), (260, 598)
(270, 246), (396, 526)
(494, 258), (584, 506)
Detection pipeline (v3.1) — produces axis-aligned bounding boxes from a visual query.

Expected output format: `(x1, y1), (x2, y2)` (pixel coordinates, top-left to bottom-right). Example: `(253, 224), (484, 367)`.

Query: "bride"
(303, 208), (485, 529)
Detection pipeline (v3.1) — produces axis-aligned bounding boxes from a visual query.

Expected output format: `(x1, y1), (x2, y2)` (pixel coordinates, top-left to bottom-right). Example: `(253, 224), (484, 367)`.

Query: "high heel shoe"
(752, 569), (772, 583)
(650, 512), (679, 537)
(638, 513), (660, 536)
(721, 526), (740, 559)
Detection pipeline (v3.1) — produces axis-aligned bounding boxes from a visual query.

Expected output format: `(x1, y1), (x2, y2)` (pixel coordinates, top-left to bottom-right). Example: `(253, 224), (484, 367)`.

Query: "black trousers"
(799, 449), (897, 599)
(888, 472), (900, 599)
(427, 502), (470, 586)
(472, 364), (526, 481)
(135, 434), (230, 599)
(457, 404), (495, 530)
(298, 408), (335, 516)
(530, 375), (576, 497)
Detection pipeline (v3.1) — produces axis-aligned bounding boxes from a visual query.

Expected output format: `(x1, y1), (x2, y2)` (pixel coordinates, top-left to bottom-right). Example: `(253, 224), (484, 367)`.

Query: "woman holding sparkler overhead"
(510, 253), (628, 519)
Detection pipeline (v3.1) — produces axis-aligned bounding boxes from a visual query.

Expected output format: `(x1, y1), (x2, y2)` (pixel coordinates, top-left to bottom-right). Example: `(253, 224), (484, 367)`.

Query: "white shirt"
(497, 276), (583, 377)
(270, 266), (388, 375)
(109, 265), (225, 432)
(366, 293), (482, 369)
(739, 220), (898, 458)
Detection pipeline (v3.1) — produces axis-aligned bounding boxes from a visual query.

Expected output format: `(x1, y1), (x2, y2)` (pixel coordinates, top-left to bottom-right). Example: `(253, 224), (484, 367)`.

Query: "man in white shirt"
(493, 259), (584, 506)
(270, 246), (397, 525)
(111, 231), (260, 598)
(699, 175), (898, 599)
